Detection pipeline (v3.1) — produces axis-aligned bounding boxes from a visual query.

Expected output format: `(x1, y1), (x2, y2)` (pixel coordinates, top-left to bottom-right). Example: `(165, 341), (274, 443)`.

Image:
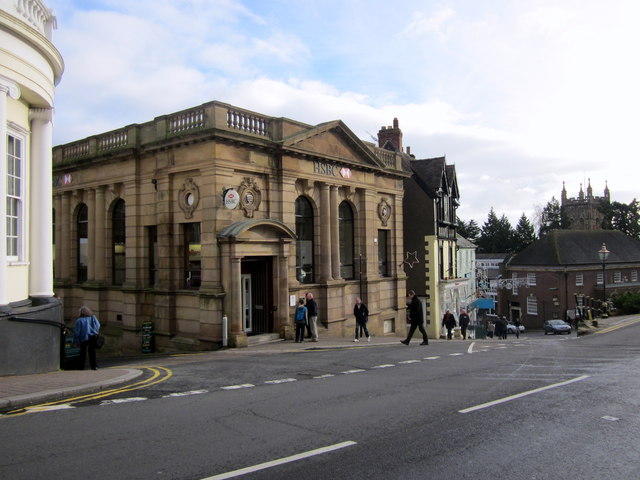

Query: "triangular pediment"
(280, 120), (385, 169)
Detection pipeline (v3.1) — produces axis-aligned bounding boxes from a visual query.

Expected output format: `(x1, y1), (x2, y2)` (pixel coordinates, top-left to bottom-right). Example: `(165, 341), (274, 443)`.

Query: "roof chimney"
(377, 117), (403, 152)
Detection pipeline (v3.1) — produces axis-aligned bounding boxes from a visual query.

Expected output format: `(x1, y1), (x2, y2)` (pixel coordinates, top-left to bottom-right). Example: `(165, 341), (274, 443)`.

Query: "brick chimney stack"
(377, 117), (403, 152)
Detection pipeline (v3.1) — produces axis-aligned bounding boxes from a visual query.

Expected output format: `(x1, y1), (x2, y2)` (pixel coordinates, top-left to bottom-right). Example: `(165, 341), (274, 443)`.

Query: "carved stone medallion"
(378, 198), (392, 226)
(238, 177), (262, 218)
(178, 178), (200, 219)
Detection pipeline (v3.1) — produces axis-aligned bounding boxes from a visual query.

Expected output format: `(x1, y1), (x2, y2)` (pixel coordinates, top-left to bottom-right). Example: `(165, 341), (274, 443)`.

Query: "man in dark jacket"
(442, 310), (456, 340)
(353, 297), (371, 342)
(401, 290), (428, 346)
(458, 309), (470, 339)
(305, 292), (319, 342)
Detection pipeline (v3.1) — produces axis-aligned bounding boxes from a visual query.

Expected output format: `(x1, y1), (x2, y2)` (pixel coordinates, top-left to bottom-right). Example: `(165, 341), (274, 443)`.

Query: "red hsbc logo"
(340, 167), (352, 179)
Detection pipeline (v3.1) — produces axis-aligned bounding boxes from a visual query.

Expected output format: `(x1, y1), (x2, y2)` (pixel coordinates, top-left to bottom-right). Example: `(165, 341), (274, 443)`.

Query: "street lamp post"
(598, 243), (610, 318)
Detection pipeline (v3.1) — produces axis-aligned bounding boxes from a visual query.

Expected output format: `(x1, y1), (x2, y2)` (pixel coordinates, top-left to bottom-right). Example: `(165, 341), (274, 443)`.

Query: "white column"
(0, 77), (21, 306)
(29, 108), (54, 297)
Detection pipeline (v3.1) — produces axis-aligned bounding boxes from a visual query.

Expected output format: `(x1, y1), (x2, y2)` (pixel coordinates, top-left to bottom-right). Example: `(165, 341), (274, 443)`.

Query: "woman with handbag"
(73, 306), (101, 370)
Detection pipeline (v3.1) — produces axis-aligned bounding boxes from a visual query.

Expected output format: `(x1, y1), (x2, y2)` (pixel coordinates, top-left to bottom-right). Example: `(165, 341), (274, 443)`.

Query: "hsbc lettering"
(313, 161), (352, 179)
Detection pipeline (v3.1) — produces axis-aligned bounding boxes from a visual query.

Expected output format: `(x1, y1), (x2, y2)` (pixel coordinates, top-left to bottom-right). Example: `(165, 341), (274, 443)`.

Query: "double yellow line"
(3, 366), (173, 417)
(594, 316), (640, 335)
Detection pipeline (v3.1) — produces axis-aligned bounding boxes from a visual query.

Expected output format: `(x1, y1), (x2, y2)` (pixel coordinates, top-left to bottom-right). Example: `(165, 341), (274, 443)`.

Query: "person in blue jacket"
(73, 306), (101, 370)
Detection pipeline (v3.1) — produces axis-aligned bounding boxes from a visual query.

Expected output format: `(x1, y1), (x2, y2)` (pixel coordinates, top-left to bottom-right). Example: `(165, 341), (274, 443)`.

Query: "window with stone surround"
(527, 272), (537, 286)
(295, 196), (314, 284)
(339, 202), (354, 279)
(575, 273), (584, 286)
(527, 295), (538, 315)
(184, 222), (201, 289)
(77, 204), (88, 282)
(378, 229), (389, 277)
(112, 199), (125, 285)
(6, 134), (24, 260)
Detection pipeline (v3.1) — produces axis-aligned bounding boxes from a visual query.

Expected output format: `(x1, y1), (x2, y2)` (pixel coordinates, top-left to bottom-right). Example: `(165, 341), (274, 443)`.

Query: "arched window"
(112, 199), (125, 285)
(295, 197), (314, 284)
(339, 201), (354, 279)
(77, 204), (88, 282)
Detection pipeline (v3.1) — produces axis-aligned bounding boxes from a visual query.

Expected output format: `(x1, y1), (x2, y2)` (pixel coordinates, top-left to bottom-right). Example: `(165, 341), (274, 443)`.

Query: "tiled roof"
(508, 230), (640, 266)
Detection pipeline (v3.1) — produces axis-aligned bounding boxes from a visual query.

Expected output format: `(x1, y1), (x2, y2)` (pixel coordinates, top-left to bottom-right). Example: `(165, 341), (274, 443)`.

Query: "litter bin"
(472, 324), (486, 339)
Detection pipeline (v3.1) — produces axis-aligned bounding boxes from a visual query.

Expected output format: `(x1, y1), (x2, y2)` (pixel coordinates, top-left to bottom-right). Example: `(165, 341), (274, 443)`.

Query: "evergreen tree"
(456, 217), (480, 243)
(600, 199), (640, 240)
(513, 213), (536, 252)
(538, 197), (566, 236)
(477, 208), (515, 253)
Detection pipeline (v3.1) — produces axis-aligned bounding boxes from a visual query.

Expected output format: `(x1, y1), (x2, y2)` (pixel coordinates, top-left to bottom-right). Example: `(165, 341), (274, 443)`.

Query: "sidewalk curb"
(0, 368), (143, 411)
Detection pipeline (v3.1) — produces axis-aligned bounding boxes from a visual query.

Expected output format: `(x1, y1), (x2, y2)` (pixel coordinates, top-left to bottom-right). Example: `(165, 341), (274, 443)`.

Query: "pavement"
(1, 314), (636, 413)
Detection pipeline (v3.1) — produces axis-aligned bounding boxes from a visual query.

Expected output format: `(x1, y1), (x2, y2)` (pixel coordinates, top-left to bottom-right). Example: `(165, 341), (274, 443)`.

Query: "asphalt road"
(2, 324), (640, 480)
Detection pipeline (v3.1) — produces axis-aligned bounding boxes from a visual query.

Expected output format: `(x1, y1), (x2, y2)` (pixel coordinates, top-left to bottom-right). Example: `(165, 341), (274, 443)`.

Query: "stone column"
(0, 77), (20, 307)
(94, 186), (106, 283)
(229, 256), (247, 347)
(28, 108), (54, 297)
(60, 192), (71, 281)
(330, 185), (340, 279)
(319, 183), (332, 282)
(87, 189), (96, 281)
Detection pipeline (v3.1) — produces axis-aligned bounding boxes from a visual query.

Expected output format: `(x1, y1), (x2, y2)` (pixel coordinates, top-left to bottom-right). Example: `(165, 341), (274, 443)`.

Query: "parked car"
(506, 322), (525, 334)
(543, 319), (572, 335)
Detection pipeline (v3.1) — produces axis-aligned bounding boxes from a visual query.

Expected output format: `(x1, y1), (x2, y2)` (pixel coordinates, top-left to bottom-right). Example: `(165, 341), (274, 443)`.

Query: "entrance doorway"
(241, 257), (274, 335)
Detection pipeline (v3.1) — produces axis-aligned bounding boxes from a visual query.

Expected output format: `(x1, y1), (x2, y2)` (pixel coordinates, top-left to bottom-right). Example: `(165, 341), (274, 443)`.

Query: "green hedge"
(612, 292), (640, 314)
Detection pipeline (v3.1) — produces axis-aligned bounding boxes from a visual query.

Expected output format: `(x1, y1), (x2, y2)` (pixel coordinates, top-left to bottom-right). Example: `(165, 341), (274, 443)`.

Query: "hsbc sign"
(313, 160), (352, 180)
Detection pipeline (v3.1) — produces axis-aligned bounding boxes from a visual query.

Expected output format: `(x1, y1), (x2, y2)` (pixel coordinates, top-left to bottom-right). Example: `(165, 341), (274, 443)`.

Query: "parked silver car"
(543, 319), (572, 335)
(506, 322), (525, 334)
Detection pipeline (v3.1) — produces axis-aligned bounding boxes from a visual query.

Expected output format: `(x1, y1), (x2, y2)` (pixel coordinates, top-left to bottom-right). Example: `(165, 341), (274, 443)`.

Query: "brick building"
(500, 230), (640, 329)
(52, 101), (412, 353)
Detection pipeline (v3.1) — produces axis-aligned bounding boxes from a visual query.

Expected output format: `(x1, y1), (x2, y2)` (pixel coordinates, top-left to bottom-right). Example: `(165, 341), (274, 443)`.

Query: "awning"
(468, 298), (495, 310)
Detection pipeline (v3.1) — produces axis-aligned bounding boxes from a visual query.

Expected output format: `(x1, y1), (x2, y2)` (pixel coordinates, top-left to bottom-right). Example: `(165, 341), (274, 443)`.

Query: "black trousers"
(79, 336), (97, 370)
(406, 323), (428, 344)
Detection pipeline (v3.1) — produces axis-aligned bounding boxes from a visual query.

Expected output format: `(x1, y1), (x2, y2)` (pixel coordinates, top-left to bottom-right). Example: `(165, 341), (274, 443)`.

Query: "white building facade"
(0, 0), (64, 374)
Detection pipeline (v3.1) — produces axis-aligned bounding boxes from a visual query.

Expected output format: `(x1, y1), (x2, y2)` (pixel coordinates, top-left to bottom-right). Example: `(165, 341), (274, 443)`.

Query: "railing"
(98, 129), (128, 151)
(227, 109), (270, 137)
(167, 109), (205, 135)
(14, 0), (54, 36)
(375, 149), (396, 168)
(62, 141), (90, 160)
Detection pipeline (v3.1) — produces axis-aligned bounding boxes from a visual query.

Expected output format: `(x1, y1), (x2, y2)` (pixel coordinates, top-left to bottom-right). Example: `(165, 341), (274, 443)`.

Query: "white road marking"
(203, 441), (357, 479)
(342, 369), (366, 374)
(221, 384), (255, 390)
(372, 364), (396, 369)
(313, 374), (335, 379)
(163, 390), (208, 398)
(602, 415), (620, 421)
(449, 353), (465, 356)
(100, 397), (147, 405)
(398, 360), (421, 364)
(423, 356), (440, 360)
(264, 378), (297, 384)
(459, 375), (590, 413)
(467, 342), (475, 354)
(25, 404), (75, 413)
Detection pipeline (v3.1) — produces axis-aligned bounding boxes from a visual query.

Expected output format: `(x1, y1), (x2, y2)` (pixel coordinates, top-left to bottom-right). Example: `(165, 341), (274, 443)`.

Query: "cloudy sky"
(46, 0), (640, 227)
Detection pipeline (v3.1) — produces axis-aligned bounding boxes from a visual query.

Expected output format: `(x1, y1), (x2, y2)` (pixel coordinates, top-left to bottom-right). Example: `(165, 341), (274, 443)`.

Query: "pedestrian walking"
(73, 306), (101, 370)
(353, 297), (371, 342)
(514, 317), (521, 339)
(401, 291), (428, 345)
(459, 309), (470, 339)
(442, 309), (456, 340)
(305, 292), (319, 342)
(294, 297), (308, 343)
(500, 315), (508, 339)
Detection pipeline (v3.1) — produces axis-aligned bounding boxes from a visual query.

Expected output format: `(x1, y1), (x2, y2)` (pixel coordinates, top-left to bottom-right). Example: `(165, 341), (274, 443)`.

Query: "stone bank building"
(52, 102), (411, 352)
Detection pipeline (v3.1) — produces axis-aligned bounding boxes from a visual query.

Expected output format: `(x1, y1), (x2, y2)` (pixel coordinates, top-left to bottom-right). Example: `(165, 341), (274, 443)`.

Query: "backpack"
(295, 306), (306, 322)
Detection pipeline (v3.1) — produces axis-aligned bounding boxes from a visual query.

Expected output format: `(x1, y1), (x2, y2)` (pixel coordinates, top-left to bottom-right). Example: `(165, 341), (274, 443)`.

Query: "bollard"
(222, 314), (228, 347)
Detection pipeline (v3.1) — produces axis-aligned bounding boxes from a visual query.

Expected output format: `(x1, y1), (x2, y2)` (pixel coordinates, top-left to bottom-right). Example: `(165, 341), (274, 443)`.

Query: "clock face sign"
(340, 167), (352, 179)
(224, 189), (239, 209)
